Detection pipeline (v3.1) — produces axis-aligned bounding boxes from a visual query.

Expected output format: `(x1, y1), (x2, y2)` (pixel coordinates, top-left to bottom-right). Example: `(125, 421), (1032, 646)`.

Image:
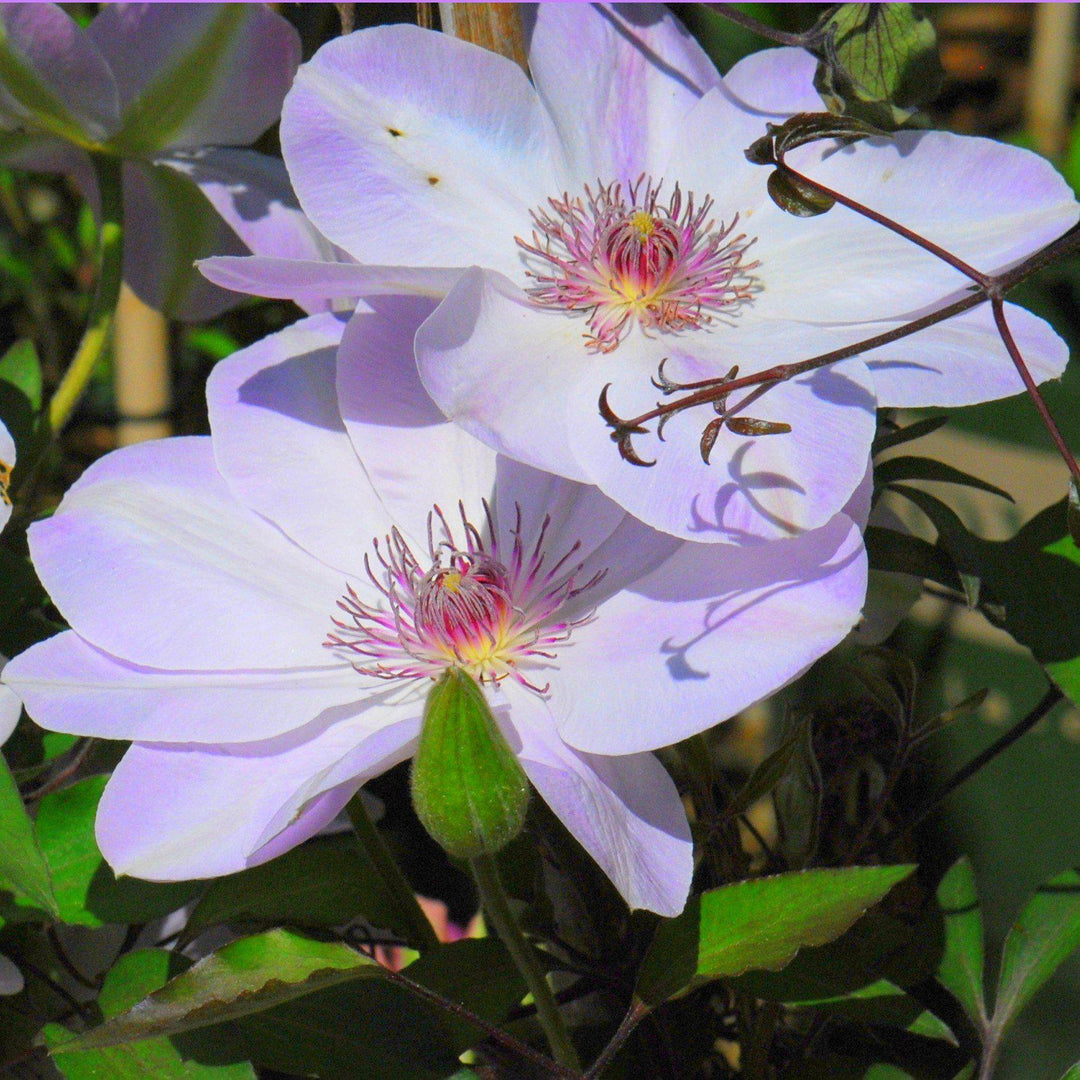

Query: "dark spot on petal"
(387, 127), (404, 137)
(428, 176), (440, 186)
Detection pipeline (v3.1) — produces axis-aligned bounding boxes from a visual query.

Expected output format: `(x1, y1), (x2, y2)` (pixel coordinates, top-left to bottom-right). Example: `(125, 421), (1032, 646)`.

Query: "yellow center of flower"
(0, 460), (11, 507)
(629, 210), (656, 238)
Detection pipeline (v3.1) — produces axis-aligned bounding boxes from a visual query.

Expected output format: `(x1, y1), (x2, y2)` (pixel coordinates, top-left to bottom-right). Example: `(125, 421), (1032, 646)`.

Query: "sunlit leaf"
(991, 868), (1080, 1038)
(0, 750), (57, 917)
(636, 865), (915, 1005)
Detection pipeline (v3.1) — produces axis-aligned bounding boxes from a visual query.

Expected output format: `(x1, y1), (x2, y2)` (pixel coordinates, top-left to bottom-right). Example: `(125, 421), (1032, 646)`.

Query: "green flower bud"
(411, 668), (530, 859)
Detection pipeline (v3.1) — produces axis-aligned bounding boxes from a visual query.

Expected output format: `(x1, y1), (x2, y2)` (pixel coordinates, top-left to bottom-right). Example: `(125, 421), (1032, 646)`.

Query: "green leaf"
(864, 526), (962, 592)
(636, 864), (915, 1005)
(51, 930), (385, 1052)
(0, 750), (57, 917)
(812, 3), (945, 128)
(44, 950), (256, 1079)
(411, 667), (529, 859)
(34, 775), (201, 927)
(772, 717), (822, 868)
(991, 868), (1080, 1037)
(935, 857), (986, 1029)
(723, 723), (804, 820)
(0, 338), (41, 411)
(876, 456), (1013, 502)
(1055, 1064), (1080, 1080)
(183, 834), (406, 944)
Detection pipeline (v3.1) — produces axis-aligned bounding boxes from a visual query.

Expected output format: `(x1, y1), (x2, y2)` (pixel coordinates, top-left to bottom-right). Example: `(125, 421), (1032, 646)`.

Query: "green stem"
(471, 853), (582, 1072)
(47, 152), (125, 433)
(346, 792), (439, 952)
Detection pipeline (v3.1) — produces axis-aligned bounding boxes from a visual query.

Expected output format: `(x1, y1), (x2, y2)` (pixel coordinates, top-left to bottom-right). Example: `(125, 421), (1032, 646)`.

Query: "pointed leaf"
(0, 750), (57, 917)
(50, 930), (385, 1052)
(876, 456), (1013, 502)
(991, 868), (1080, 1037)
(873, 415), (950, 455)
(0, 339), (41, 411)
(44, 949), (256, 1079)
(935, 857), (986, 1029)
(636, 864), (915, 1005)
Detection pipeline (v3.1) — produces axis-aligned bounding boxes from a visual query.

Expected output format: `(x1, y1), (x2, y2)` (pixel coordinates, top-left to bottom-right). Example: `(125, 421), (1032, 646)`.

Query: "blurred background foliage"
(0, 4), (1077, 1077)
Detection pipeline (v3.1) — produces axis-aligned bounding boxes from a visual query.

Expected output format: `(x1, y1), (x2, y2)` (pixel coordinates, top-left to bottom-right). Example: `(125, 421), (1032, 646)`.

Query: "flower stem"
(905, 684), (1063, 833)
(346, 792), (440, 952)
(707, 3), (812, 48)
(471, 852), (582, 1072)
(47, 152), (125, 433)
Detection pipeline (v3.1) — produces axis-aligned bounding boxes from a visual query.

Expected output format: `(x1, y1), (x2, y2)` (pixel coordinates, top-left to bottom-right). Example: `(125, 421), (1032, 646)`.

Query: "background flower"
(0, 2), (300, 319)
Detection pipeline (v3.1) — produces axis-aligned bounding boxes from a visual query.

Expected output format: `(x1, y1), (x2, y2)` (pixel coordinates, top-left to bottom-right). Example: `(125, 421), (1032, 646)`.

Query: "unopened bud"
(411, 668), (530, 859)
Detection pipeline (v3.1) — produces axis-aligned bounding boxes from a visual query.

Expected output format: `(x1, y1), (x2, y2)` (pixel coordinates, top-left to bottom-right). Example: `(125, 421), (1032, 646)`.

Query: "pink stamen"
(517, 175), (759, 352)
(325, 502), (605, 693)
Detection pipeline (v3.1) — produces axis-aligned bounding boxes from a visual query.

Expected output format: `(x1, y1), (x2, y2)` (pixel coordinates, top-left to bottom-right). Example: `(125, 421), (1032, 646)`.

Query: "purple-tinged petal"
(0, 132), (95, 201)
(415, 268), (591, 483)
(0, 4), (118, 143)
(842, 461), (874, 532)
(570, 325), (877, 543)
(719, 46), (821, 116)
(96, 710), (418, 880)
(551, 513), (867, 755)
(500, 683), (692, 916)
(121, 158), (246, 321)
(336, 296), (498, 546)
(199, 255), (458, 313)
(281, 23), (559, 274)
(208, 311), (389, 578)
(526, 3), (721, 186)
(861, 301), (1069, 407)
(0, 655), (20, 745)
(29, 437), (348, 671)
(0, 954), (22, 997)
(88, 3), (299, 155)
(4, 631), (367, 745)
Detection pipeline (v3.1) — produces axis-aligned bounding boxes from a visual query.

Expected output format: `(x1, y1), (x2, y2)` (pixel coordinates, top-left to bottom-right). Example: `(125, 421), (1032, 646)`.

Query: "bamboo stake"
(1025, 3), (1076, 158)
(437, 3), (529, 73)
(113, 283), (171, 446)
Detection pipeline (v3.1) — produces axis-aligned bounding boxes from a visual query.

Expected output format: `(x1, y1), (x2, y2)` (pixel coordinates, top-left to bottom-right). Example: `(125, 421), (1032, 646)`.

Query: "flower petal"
(0, 3), (118, 144)
(526, 3), (721, 186)
(719, 46), (822, 116)
(861, 301), (1069, 407)
(415, 268), (591, 483)
(281, 23), (559, 274)
(207, 311), (388, 578)
(337, 295), (499, 547)
(4, 631), (370, 744)
(88, 3), (299, 155)
(96, 710), (418, 880)
(0, 654), (20, 745)
(29, 437), (348, 670)
(551, 512), (867, 755)
(0, 418), (13, 536)
(199, 255), (458, 313)
(569, 325), (878, 542)
(500, 683), (692, 916)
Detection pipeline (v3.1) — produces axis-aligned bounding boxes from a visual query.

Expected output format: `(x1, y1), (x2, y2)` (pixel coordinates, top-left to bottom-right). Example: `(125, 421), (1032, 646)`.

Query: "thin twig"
(707, 4), (811, 48)
(583, 999), (651, 1079)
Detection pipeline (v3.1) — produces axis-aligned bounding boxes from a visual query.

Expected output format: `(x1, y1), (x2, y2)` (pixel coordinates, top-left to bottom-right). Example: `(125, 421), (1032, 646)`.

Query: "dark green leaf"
(991, 868), (1080, 1037)
(723, 724), (803, 820)
(35, 775), (200, 927)
(1056, 1064), (1079, 1080)
(636, 864), (915, 1005)
(873, 414), (950, 455)
(44, 950), (256, 1079)
(813, 4), (945, 128)
(935, 857), (986, 1029)
(0, 750), (57, 917)
(876, 456), (1013, 502)
(864, 526), (961, 592)
(183, 834), (405, 944)
(772, 717), (822, 867)
(767, 169), (836, 217)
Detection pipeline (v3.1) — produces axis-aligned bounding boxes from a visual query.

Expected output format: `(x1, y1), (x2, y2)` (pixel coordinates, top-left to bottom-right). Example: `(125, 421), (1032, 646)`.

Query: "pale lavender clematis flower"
(3, 300), (867, 915)
(220, 4), (1076, 544)
(0, 3), (299, 319)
